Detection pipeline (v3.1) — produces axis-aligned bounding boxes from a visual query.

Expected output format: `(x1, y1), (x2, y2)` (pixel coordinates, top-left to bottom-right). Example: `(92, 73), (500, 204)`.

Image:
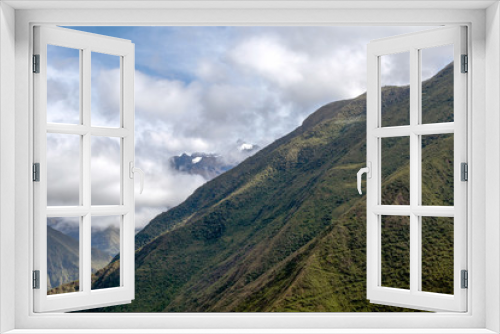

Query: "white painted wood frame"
(32, 26), (135, 313)
(366, 26), (467, 312)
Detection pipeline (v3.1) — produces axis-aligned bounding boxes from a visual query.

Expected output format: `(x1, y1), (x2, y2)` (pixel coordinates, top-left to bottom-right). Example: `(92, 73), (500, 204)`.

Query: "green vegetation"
(47, 226), (112, 293)
(79, 63), (455, 312)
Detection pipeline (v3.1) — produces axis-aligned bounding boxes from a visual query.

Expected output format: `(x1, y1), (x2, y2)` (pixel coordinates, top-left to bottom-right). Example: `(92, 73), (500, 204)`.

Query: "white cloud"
(91, 67), (121, 127)
(49, 26), (444, 234)
(135, 71), (202, 119)
(230, 36), (307, 87)
(46, 64), (80, 124)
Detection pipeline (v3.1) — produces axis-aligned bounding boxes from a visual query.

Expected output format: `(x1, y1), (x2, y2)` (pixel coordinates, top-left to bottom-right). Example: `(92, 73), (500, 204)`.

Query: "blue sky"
(47, 26), (453, 230)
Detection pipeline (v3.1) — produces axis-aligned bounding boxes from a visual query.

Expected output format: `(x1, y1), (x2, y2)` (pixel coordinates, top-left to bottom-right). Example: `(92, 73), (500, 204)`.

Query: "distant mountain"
(170, 153), (232, 180)
(48, 218), (120, 258)
(47, 226), (113, 292)
(86, 63), (453, 312)
(169, 142), (260, 180)
(91, 225), (120, 258)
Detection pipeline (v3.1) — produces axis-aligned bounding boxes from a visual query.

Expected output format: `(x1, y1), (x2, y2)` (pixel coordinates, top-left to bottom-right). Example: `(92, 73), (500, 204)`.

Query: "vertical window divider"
(375, 56), (382, 289)
(416, 48), (424, 293)
(82, 48), (92, 294)
(78, 49), (84, 291)
(409, 47), (420, 295)
(122, 49), (135, 291)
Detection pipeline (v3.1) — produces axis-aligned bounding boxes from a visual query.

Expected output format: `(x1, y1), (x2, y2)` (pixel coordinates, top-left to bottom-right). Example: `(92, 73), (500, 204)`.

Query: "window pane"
(381, 137), (410, 205)
(91, 52), (121, 127)
(91, 216), (121, 290)
(47, 45), (80, 124)
(421, 217), (454, 294)
(381, 215), (410, 290)
(421, 134), (454, 206)
(380, 52), (410, 127)
(47, 217), (80, 295)
(91, 136), (121, 205)
(421, 44), (454, 124)
(47, 133), (80, 206)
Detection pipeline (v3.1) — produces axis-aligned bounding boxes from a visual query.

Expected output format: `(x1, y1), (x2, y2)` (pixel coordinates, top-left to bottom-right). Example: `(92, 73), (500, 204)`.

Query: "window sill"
(4, 330), (498, 334)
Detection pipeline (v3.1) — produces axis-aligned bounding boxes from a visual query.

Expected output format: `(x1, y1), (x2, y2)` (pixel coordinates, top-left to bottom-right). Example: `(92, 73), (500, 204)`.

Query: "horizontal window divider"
(414, 290), (456, 300)
(46, 290), (84, 300)
(46, 205), (130, 217)
(46, 124), (130, 137)
(91, 127), (130, 137)
(372, 122), (454, 138)
(411, 205), (455, 217)
(46, 123), (88, 135)
(369, 287), (460, 312)
(90, 205), (130, 216)
(372, 205), (411, 215)
(375, 286), (411, 294)
(372, 205), (454, 217)
(371, 287), (456, 301)
(412, 122), (455, 135)
(90, 286), (124, 295)
(46, 206), (90, 217)
(372, 126), (411, 138)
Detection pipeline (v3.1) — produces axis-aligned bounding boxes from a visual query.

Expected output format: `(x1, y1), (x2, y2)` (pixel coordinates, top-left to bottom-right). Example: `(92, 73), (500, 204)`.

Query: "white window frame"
(33, 25), (136, 313)
(1, 1), (499, 333)
(366, 26), (468, 312)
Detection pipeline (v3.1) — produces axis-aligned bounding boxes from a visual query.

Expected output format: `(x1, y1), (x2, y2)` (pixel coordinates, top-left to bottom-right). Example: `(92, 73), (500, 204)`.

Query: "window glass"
(421, 134), (454, 206)
(47, 217), (80, 295)
(421, 45), (454, 124)
(91, 136), (121, 205)
(47, 133), (81, 206)
(91, 216), (121, 290)
(421, 217), (454, 294)
(381, 215), (410, 290)
(47, 45), (80, 124)
(91, 52), (121, 128)
(381, 137), (410, 205)
(381, 52), (410, 127)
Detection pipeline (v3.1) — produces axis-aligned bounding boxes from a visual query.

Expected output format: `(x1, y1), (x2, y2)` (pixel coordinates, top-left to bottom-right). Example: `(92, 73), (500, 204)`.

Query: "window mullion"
(409, 47), (420, 294)
(82, 48), (92, 294)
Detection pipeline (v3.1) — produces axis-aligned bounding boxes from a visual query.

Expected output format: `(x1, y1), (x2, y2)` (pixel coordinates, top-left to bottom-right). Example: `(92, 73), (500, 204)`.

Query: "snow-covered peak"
(238, 143), (254, 151)
(192, 157), (203, 164)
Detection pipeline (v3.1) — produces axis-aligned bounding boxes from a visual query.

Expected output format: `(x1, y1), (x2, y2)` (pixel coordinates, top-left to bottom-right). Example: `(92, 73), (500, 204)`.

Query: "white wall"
(0, 2), (16, 333)
(486, 2), (500, 333)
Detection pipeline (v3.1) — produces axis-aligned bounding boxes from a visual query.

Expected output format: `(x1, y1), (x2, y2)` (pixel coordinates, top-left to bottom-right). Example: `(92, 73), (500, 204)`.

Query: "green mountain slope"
(92, 225), (120, 257)
(47, 226), (113, 292)
(88, 63), (454, 312)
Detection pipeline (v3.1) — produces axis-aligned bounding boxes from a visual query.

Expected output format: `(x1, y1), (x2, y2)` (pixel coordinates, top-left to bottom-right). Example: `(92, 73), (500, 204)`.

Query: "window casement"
(361, 26), (468, 312)
(33, 26), (139, 312)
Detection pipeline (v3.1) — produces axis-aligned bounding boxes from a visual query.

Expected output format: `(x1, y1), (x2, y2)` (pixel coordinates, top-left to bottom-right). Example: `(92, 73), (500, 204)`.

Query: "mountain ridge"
(83, 62), (454, 312)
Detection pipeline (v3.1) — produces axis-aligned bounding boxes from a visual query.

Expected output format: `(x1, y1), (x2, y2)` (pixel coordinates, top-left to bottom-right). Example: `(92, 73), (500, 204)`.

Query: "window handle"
(357, 162), (371, 195)
(129, 161), (145, 194)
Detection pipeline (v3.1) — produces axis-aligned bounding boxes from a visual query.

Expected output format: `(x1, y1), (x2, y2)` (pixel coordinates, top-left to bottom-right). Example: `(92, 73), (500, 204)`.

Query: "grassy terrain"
(47, 225), (112, 293)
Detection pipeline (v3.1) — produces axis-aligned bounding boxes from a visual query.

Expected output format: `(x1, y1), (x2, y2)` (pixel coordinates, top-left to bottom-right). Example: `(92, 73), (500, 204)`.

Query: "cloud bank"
(48, 26), (444, 230)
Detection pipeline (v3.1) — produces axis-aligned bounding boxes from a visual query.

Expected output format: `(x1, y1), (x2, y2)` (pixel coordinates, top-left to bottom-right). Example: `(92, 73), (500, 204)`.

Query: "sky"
(45, 26), (455, 232)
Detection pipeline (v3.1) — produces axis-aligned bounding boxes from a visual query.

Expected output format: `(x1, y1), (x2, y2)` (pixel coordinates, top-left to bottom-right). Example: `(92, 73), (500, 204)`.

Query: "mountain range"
(47, 226), (113, 292)
(168, 142), (260, 180)
(72, 63), (454, 312)
(169, 153), (232, 180)
(47, 223), (121, 293)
